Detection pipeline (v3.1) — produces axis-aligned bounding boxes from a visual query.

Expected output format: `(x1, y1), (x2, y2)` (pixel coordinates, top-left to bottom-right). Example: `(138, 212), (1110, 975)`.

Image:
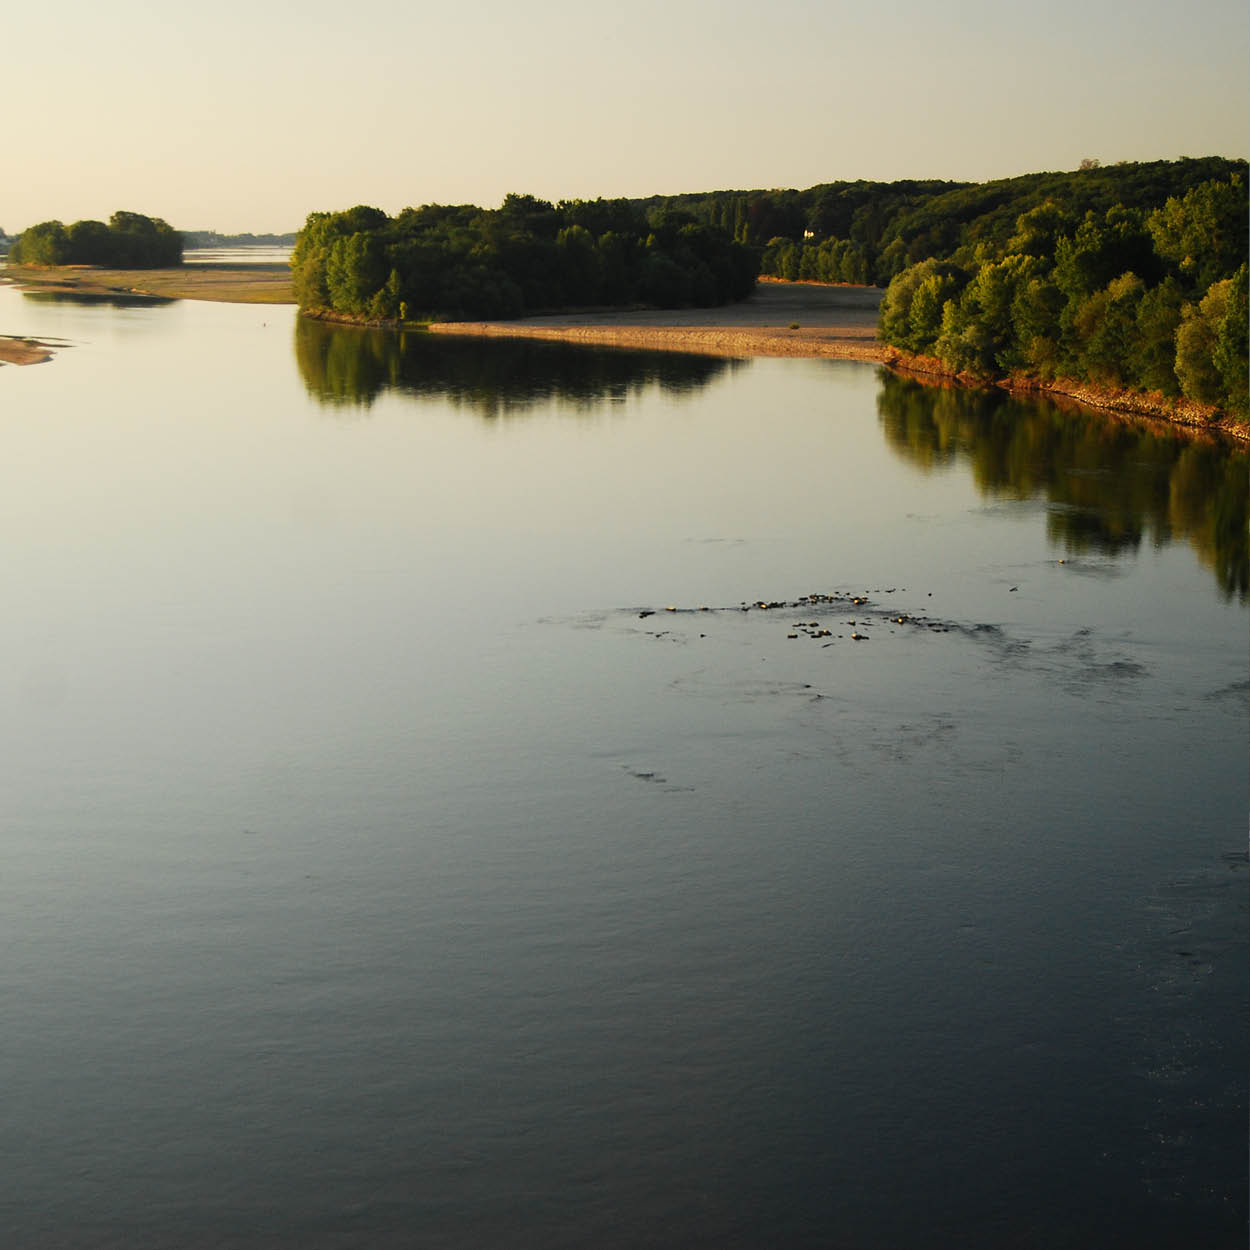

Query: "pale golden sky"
(5, 0), (1246, 234)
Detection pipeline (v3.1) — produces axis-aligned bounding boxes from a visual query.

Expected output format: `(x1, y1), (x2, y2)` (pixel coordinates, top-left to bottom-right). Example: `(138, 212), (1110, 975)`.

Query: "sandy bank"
(1, 261), (294, 365)
(427, 281), (1245, 441)
(0, 335), (55, 365)
(428, 280), (893, 362)
(1, 262), (295, 305)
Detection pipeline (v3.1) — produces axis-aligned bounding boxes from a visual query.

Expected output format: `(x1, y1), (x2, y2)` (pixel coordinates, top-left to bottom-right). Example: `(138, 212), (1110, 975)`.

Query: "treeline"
(10, 212), (182, 268)
(291, 194), (757, 321)
(633, 158), (1244, 288)
(182, 230), (297, 249)
(878, 172), (1249, 416)
(636, 180), (968, 252)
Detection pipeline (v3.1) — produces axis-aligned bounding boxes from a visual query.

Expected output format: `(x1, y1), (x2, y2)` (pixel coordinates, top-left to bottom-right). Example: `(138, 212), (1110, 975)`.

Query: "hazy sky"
(5, 0), (1247, 234)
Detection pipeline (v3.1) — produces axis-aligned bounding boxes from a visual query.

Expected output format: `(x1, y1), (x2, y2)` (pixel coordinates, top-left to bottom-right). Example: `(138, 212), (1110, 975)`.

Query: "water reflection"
(22, 290), (175, 308)
(293, 317), (737, 417)
(877, 372), (1249, 599)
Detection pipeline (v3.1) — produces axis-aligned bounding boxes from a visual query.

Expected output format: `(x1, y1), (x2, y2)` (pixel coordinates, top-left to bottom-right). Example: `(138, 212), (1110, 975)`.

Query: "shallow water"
(182, 245), (292, 266)
(1, 288), (1246, 1248)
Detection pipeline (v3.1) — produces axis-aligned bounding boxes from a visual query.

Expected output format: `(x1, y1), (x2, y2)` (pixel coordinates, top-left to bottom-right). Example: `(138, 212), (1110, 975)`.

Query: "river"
(2, 285), (1246, 1248)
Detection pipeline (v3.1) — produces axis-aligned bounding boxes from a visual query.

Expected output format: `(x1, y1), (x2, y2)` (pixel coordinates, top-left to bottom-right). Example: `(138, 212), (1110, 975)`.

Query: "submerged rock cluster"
(634, 589), (957, 646)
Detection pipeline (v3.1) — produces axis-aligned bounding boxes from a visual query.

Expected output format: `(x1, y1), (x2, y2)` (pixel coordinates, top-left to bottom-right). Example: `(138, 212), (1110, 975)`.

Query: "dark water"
(2, 290), (1246, 1248)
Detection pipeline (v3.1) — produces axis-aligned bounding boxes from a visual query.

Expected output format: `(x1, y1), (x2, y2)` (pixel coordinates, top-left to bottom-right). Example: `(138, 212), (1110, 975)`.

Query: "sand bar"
(427, 279), (892, 362)
(0, 335), (56, 365)
(1, 262), (295, 305)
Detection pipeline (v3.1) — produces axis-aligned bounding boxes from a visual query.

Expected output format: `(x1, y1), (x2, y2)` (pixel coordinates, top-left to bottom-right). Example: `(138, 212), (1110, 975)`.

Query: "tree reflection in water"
(876, 372), (1248, 600)
(293, 317), (738, 418)
(293, 322), (1246, 601)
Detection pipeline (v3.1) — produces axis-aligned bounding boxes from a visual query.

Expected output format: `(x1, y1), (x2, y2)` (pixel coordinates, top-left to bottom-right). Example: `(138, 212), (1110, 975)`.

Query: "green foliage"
(1054, 207), (1158, 300)
(1211, 266), (1248, 417)
(11, 220), (70, 265)
(954, 256), (1039, 374)
(1175, 279), (1233, 404)
(874, 162), (1249, 414)
(879, 259), (967, 353)
(326, 232), (387, 316)
(12, 212), (181, 268)
(762, 237), (799, 282)
(1147, 177), (1248, 294)
(1010, 277), (1065, 376)
(1005, 201), (1075, 264)
(723, 158), (1246, 289)
(1070, 273), (1145, 385)
(1131, 279), (1185, 395)
(66, 219), (113, 263)
(106, 211), (182, 266)
(291, 195), (756, 322)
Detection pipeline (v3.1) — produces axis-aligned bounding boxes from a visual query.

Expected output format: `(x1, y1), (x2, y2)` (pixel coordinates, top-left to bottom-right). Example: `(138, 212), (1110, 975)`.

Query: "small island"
(290, 194), (758, 322)
(9, 210), (182, 268)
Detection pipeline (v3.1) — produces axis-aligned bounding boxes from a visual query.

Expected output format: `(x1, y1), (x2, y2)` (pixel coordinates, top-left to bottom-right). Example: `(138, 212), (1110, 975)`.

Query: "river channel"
(2, 285), (1246, 1248)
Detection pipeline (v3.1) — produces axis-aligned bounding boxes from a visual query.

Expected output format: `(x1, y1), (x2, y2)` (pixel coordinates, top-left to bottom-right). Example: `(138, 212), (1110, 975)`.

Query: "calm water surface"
(2, 286), (1246, 1248)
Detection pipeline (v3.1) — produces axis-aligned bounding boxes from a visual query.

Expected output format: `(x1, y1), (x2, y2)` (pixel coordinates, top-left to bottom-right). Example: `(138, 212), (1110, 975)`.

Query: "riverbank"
(0, 335), (55, 365)
(428, 281), (1246, 441)
(3, 268), (1245, 439)
(886, 350), (1247, 442)
(0, 262), (295, 305)
(426, 279), (891, 362)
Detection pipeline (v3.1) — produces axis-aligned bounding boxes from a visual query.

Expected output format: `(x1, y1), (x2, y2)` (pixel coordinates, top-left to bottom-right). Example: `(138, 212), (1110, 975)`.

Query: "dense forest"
(634, 158), (1244, 287)
(635, 158), (1248, 417)
(877, 169), (1248, 415)
(290, 194), (757, 321)
(10, 212), (182, 268)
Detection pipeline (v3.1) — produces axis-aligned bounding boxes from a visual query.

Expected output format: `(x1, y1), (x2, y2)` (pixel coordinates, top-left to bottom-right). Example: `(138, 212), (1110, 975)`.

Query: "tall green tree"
(1211, 265), (1248, 416)
(1148, 177), (1248, 293)
(1175, 278), (1234, 403)
(12, 220), (70, 265)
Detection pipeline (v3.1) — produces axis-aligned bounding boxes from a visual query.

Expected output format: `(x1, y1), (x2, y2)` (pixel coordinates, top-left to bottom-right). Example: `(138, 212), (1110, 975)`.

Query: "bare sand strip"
(428, 281), (1245, 440)
(1, 262), (296, 364)
(428, 280), (894, 363)
(0, 336), (56, 366)
(1, 263), (295, 305)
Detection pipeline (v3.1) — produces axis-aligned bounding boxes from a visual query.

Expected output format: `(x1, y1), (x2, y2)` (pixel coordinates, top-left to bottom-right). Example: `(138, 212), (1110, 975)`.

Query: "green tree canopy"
(291, 194), (757, 322)
(11, 211), (181, 268)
